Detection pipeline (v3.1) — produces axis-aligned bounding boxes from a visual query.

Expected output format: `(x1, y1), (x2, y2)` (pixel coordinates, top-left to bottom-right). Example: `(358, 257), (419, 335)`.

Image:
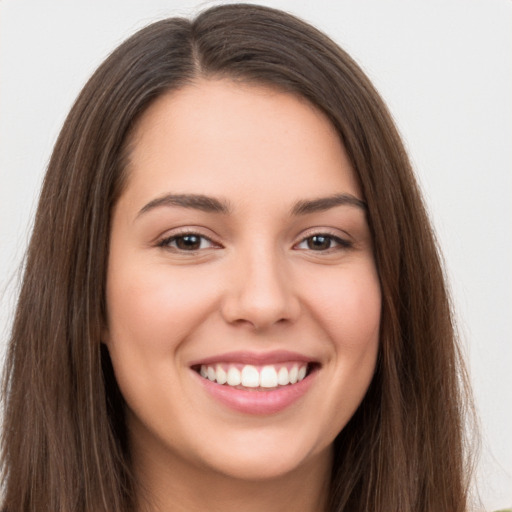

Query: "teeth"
(260, 365), (278, 388)
(277, 367), (289, 386)
(241, 365), (260, 387)
(198, 363), (309, 388)
(289, 365), (299, 384)
(216, 364), (227, 385)
(227, 367), (241, 386)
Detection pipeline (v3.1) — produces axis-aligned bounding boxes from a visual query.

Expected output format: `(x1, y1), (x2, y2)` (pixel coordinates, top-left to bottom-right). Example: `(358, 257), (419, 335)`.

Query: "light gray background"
(1, 1), (511, 509)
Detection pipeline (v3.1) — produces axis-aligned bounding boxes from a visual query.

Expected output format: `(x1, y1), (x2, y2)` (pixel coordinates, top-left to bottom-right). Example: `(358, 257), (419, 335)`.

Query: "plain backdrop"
(0, 1), (511, 510)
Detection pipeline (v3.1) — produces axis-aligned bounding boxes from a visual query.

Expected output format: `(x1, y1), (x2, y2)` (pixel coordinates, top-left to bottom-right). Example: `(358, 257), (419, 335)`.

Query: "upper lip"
(189, 350), (319, 367)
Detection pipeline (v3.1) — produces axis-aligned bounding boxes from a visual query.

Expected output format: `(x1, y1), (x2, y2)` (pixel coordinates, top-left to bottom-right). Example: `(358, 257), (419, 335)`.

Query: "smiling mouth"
(192, 362), (319, 391)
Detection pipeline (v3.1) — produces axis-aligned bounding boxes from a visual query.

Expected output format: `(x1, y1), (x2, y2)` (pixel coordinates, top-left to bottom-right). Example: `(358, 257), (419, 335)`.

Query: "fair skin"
(104, 79), (381, 512)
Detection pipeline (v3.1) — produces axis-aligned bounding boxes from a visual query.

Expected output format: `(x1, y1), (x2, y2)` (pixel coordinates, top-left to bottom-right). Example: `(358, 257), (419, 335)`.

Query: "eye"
(295, 233), (352, 251)
(159, 233), (218, 251)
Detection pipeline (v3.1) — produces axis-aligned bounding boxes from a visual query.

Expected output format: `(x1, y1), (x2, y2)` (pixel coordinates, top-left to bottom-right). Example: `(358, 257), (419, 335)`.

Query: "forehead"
(121, 78), (361, 212)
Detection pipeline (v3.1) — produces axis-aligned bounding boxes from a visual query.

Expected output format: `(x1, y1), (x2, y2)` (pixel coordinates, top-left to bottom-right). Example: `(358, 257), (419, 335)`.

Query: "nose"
(220, 245), (301, 331)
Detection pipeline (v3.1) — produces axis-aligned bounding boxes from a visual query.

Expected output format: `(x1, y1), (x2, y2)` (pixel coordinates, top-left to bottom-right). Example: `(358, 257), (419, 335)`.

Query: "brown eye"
(295, 233), (352, 252)
(307, 235), (332, 250)
(175, 235), (202, 250)
(159, 233), (216, 251)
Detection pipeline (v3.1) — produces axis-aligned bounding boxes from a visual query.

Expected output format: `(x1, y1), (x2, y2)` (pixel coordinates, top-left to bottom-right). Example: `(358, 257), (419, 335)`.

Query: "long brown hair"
(1, 4), (475, 511)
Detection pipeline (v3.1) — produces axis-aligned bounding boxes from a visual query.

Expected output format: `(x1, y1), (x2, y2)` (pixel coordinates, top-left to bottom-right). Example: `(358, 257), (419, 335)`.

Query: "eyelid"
(155, 226), (353, 253)
(293, 228), (354, 251)
(157, 228), (222, 251)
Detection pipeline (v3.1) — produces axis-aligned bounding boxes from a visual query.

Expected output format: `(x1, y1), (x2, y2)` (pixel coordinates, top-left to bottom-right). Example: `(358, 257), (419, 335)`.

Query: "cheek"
(311, 263), (381, 429)
(302, 261), (381, 350)
(104, 262), (222, 354)
(103, 263), (225, 431)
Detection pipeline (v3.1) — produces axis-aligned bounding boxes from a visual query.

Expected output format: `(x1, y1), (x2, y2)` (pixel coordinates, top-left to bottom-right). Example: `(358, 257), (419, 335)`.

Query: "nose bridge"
(221, 238), (299, 329)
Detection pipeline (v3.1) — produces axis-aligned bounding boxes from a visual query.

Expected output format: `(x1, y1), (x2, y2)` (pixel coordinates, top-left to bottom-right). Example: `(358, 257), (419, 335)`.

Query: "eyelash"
(294, 233), (353, 252)
(157, 232), (219, 252)
(157, 231), (353, 253)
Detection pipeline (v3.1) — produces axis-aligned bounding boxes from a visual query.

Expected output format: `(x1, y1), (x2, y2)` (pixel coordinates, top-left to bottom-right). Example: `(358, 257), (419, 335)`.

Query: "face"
(104, 79), (381, 483)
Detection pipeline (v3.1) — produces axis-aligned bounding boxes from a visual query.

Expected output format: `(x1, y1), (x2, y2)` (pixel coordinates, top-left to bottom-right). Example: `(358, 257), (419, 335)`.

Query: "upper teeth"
(199, 363), (308, 388)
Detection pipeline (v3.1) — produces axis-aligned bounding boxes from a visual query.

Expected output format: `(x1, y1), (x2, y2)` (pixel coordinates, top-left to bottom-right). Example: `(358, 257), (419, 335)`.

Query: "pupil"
(308, 235), (330, 250)
(177, 235), (200, 250)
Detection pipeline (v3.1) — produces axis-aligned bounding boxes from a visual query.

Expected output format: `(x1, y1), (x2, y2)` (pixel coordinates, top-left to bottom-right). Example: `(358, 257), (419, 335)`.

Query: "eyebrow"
(291, 193), (367, 215)
(137, 193), (231, 218)
(136, 192), (367, 219)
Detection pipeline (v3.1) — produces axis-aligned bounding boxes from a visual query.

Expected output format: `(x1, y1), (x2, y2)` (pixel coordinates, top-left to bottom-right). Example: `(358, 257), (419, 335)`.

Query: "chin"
(195, 429), (332, 482)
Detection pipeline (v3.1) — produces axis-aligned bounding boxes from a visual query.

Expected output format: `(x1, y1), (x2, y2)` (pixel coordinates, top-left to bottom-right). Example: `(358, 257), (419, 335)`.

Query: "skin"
(104, 79), (381, 512)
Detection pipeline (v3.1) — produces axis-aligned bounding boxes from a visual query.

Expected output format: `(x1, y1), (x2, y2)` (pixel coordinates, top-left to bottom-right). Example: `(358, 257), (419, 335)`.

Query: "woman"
(1, 4), (475, 511)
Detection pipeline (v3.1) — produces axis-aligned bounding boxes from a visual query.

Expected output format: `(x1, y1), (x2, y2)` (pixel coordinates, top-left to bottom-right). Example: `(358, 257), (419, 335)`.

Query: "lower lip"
(194, 370), (317, 415)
